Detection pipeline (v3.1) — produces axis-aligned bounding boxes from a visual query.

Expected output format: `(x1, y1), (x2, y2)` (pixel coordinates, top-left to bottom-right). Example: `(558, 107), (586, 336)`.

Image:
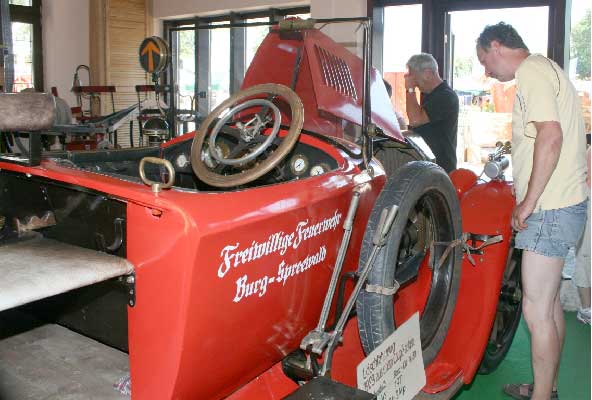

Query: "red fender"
(433, 174), (515, 386)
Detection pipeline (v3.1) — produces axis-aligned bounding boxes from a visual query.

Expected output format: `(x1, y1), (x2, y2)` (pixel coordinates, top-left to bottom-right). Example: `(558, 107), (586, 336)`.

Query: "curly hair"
(477, 22), (529, 51)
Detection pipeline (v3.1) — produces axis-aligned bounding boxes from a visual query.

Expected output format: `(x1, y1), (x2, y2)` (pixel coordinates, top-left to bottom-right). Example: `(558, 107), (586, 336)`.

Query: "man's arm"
(404, 73), (430, 127)
(512, 121), (563, 230)
(405, 90), (430, 127)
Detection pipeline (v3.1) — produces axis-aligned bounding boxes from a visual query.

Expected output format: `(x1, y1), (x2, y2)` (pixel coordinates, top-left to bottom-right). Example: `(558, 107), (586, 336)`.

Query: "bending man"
(477, 22), (588, 400)
(404, 53), (458, 173)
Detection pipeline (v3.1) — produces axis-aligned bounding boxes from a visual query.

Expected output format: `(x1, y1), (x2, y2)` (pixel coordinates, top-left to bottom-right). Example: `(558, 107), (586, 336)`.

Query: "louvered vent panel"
(314, 45), (357, 101)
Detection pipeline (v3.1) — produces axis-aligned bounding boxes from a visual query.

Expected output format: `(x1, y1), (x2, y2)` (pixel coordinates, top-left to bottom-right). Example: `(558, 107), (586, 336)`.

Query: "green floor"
(453, 312), (590, 399)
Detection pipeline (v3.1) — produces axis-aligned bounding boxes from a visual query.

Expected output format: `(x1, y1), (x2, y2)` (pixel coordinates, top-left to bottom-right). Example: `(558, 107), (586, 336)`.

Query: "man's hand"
(404, 72), (416, 89)
(511, 200), (536, 231)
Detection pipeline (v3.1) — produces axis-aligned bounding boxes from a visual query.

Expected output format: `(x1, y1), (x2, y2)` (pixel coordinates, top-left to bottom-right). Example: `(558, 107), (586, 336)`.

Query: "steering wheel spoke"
(191, 84), (303, 188)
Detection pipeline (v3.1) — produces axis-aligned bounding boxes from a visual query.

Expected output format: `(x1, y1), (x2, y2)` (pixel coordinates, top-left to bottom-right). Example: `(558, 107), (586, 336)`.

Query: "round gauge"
(310, 163), (330, 177)
(176, 153), (190, 169)
(289, 154), (309, 176)
(202, 142), (230, 169)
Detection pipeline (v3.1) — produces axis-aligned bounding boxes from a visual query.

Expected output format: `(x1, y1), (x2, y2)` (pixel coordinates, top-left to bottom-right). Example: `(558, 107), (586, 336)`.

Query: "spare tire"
(356, 161), (462, 365)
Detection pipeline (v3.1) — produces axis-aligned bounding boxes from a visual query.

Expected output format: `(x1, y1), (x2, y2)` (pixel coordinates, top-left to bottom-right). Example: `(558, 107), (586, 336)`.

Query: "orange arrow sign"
(141, 41), (160, 72)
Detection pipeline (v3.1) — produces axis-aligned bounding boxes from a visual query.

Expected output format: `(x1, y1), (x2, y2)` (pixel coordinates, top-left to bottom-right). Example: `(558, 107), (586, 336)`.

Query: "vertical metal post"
(27, 132), (41, 167)
(167, 27), (177, 137)
(197, 23), (211, 115)
(361, 19), (373, 172)
(230, 12), (245, 95)
(0, 0), (13, 93)
(269, 8), (280, 24)
(372, 6), (384, 75)
(193, 17), (199, 120)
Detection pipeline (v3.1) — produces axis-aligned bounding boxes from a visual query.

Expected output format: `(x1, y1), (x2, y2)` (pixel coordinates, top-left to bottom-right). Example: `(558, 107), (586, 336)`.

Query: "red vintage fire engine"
(0, 18), (520, 400)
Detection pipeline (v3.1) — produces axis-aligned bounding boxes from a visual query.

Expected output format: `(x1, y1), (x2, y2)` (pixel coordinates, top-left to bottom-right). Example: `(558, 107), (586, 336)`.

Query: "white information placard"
(357, 312), (425, 400)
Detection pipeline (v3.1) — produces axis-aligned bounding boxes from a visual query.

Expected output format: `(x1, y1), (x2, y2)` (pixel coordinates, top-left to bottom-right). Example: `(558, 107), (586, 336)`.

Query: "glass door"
(446, 6), (549, 173)
(11, 21), (34, 92)
(382, 4), (422, 128)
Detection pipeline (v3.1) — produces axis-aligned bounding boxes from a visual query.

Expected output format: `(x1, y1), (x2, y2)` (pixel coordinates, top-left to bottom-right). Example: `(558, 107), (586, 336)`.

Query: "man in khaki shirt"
(477, 22), (587, 400)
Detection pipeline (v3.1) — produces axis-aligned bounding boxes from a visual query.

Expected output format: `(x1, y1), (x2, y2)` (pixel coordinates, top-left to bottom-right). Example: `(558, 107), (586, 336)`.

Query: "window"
(567, 0), (591, 136)
(210, 21), (231, 110)
(165, 7), (310, 136)
(9, 0), (32, 5)
(382, 4), (422, 127)
(12, 22), (33, 92)
(5, 0), (42, 92)
(245, 17), (268, 69)
(173, 28), (196, 134)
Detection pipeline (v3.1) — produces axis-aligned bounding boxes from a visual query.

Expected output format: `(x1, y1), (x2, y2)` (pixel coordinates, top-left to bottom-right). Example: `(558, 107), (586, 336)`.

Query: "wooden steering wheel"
(191, 84), (304, 188)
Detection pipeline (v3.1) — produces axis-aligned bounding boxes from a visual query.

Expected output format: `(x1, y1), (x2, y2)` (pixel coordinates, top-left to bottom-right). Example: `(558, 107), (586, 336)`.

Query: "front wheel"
(478, 244), (522, 374)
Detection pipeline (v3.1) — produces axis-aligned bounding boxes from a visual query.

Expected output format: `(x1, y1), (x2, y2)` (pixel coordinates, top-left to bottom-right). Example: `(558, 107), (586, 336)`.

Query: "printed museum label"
(357, 312), (425, 400)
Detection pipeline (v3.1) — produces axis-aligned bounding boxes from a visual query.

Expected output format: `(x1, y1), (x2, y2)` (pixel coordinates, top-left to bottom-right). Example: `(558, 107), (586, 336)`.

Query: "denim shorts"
(515, 200), (588, 259)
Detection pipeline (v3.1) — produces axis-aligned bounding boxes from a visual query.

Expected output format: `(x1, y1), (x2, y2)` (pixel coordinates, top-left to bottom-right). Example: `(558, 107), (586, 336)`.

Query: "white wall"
(310, 0), (366, 18)
(42, 0), (90, 107)
(153, 0), (307, 19)
(152, 0), (366, 22)
(39, 0), (367, 108)
(151, 0), (367, 53)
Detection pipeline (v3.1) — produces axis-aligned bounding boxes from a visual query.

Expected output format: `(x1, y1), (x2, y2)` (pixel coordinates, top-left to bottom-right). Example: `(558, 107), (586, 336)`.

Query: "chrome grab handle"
(139, 157), (175, 193)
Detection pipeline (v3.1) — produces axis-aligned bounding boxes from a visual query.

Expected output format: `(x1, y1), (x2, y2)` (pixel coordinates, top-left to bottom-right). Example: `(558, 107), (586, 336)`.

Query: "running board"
(0, 235), (134, 312)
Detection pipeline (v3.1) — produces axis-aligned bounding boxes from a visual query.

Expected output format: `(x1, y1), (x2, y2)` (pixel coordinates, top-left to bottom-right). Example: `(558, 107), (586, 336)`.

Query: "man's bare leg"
(521, 250), (564, 399)
(552, 286), (564, 391)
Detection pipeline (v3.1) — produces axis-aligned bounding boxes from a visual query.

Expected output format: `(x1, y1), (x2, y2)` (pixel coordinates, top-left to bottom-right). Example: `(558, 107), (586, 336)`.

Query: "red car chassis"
(0, 18), (519, 400)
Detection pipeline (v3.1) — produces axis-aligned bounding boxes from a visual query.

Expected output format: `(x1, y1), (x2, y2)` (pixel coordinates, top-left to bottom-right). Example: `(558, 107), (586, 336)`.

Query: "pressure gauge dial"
(310, 163), (330, 176)
(289, 154), (309, 176)
(176, 153), (190, 169)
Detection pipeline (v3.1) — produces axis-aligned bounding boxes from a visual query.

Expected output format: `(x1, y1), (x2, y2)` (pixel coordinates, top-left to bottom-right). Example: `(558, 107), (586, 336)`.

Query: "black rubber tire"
(356, 161), (462, 366)
(478, 246), (522, 374)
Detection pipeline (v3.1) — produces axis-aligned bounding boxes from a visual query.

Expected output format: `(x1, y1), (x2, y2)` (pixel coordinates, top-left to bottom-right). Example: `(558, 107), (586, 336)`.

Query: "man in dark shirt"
(404, 53), (459, 173)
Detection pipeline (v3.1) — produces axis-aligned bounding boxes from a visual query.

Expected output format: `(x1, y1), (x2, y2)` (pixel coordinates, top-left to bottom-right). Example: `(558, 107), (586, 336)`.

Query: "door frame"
(372, 0), (568, 78)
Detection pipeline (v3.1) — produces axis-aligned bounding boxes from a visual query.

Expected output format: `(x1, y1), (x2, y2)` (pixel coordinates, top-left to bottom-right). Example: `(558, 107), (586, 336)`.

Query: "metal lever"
(300, 187), (363, 355)
(319, 205), (398, 377)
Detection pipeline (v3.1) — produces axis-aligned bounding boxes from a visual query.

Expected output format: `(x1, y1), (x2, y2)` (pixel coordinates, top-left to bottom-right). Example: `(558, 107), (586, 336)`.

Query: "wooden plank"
(0, 236), (134, 313)
(0, 314), (129, 400)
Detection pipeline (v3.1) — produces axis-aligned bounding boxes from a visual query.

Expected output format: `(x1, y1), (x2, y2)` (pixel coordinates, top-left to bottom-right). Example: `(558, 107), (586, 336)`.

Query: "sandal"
(503, 383), (559, 399)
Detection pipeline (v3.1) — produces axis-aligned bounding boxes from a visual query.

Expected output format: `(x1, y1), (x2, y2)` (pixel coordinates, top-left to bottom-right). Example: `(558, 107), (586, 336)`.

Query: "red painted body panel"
(0, 132), (385, 399)
(243, 28), (404, 142)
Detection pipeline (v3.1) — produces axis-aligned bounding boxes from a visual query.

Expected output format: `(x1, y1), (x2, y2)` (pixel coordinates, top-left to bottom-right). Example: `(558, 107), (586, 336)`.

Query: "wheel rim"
(394, 189), (457, 352)
(485, 253), (522, 356)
